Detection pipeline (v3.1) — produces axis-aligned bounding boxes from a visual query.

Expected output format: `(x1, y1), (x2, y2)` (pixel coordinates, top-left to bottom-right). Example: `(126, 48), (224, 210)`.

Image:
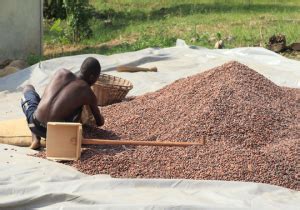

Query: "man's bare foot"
(30, 139), (41, 150)
(30, 133), (41, 150)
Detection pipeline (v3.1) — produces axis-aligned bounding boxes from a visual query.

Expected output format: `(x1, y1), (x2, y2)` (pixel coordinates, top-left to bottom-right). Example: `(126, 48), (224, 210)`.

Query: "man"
(21, 57), (104, 150)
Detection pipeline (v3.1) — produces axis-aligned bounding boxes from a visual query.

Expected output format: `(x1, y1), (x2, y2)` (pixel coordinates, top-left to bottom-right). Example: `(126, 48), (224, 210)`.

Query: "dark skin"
(23, 69), (104, 149)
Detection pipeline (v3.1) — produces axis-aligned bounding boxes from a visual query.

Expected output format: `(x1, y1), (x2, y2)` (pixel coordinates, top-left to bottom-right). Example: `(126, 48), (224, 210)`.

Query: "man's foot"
(30, 133), (41, 150)
(30, 139), (41, 150)
(22, 84), (35, 94)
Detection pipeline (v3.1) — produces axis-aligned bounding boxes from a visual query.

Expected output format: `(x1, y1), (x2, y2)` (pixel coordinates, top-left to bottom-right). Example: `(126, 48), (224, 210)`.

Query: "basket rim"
(95, 73), (133, 89)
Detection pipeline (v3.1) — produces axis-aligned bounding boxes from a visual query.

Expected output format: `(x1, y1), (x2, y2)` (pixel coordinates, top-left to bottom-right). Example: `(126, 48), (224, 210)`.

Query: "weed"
(27, 54), (45, 66)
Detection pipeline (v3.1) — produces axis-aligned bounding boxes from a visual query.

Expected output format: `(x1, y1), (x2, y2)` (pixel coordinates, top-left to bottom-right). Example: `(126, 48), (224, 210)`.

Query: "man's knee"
(23, 85), (35, 94)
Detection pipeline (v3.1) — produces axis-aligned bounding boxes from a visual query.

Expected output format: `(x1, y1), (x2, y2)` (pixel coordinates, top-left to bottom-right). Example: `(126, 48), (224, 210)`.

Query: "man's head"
(79, 57), (101, 85)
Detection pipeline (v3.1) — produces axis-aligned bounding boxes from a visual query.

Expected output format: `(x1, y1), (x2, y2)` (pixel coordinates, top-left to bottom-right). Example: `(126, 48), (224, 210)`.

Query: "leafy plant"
(63, 0), (93, 43)
(50, 19), (69, 49)
(216, 32), (222, 41)
(27, 54), (44, 66)
(50, 18), (63, 34)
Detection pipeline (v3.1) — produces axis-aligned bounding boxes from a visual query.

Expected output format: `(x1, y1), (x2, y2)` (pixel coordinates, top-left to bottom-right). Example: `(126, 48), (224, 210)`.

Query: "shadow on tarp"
(0, 67), (33, 92)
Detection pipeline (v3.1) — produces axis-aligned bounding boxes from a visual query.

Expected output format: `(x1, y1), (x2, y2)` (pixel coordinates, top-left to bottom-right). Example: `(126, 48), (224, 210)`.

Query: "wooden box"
(46, 122), (82, 161)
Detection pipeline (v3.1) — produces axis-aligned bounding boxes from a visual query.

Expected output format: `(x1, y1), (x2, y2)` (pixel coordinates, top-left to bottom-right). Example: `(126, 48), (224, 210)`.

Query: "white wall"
(0, 0), (42, 61)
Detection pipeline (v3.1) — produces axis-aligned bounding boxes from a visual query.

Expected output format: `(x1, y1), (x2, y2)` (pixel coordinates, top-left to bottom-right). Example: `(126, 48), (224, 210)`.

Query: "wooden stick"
(82, 138), (205, 147)
(117, 66), (157, 73)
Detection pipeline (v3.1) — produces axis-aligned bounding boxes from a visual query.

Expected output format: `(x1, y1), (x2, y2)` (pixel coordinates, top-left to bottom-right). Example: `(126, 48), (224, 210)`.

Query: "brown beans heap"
(35, 61), (300, 190)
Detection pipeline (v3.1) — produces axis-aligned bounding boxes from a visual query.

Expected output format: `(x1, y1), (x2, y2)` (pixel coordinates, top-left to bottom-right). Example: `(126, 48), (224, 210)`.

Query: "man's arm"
(88, 91), (104, 126)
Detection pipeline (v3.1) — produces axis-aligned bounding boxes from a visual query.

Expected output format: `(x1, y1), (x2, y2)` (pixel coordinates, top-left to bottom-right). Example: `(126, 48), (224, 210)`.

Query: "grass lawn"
(42, 0), (300, 60)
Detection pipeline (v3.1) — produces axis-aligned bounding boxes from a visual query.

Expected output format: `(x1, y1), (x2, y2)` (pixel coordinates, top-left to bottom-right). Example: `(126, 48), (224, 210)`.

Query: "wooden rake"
(46, 122), (205, 160)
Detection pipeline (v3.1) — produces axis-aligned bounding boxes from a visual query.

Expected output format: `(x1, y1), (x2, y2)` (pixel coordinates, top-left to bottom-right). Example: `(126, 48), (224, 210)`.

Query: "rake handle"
(82, 139), (204, 147)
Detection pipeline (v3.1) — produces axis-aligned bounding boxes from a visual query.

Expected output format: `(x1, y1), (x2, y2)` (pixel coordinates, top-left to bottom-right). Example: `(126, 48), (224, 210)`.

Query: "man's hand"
(89, 95), (104, 126)
(98, 113), (105, 126)
(85, 87), (105, 127)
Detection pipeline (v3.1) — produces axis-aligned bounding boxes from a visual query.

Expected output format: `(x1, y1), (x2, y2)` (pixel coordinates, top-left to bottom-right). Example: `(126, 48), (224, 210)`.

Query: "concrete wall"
(0, 0), (42, 61)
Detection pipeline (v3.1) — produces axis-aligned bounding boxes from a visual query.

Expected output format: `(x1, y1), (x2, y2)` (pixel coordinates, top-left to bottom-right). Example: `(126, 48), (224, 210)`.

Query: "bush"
(45, 0), (93, 43)
(43, 0), (66, 20)
(64, 0), (93, 42)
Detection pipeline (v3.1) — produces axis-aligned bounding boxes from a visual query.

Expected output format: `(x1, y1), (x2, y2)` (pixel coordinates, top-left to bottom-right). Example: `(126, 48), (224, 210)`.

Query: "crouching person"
(21, 57), (104, 149)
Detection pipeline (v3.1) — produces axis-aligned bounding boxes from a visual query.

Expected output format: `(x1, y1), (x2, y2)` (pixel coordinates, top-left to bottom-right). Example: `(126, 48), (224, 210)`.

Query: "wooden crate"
(46, 122), (82, 161)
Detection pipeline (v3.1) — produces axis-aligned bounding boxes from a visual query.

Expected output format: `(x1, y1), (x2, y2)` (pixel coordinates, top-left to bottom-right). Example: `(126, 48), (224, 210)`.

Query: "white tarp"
(1, 40), (300, 121)
(1, 144), (299, 210)
(0, 41), (299, 209)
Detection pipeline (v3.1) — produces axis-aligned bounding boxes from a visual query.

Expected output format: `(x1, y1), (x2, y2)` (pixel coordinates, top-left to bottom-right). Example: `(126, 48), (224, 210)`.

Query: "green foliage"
(216, 32), (222, 41)
(44, 0), (94, 43)
(63, 0), (93, 42)
(44, 0), (300, 59)
(49, 19), (69, 45)
(27, 54), (44, 66)
(50, 19), (63, 33)
(43, 0), (66, 20)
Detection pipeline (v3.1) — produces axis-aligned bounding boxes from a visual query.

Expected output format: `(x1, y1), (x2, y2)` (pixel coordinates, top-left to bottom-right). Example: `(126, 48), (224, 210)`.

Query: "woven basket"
(92, 74), (133, 106)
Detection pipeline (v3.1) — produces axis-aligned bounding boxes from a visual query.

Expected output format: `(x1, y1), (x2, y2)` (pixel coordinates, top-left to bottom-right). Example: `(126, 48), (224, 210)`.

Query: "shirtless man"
(21, 57), (104, 149)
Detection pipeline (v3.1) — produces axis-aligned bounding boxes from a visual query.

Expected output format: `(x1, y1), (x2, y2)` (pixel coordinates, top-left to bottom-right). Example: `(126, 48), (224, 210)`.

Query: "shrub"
(45, 0), (94, 43)
(64, 0), (93, 42)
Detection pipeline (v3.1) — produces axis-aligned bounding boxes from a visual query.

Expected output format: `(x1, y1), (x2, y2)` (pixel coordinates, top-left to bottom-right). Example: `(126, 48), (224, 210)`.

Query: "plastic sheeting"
(0, 41), (300, 209)
(1, 40), (300, 121)
(1, 144), (299, 210)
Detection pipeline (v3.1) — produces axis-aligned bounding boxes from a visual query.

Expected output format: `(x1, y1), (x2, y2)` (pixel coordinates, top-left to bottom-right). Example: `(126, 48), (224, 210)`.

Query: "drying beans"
(35, 61), (300, 190)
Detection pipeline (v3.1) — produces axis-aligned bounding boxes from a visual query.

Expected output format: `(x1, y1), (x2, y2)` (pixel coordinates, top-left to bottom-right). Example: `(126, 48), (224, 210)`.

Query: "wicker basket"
(92, 74), (133, 106)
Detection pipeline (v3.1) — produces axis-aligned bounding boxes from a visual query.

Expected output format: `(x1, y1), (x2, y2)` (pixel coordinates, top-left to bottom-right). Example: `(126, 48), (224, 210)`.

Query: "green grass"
(43, 0), (300, 58)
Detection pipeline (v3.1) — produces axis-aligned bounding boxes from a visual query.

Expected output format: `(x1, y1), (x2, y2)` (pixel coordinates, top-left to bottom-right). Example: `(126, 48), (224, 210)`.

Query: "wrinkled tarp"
(1, 40), (300, 121)
(0, 41), (299, 209)
(1, 144), (299, 210)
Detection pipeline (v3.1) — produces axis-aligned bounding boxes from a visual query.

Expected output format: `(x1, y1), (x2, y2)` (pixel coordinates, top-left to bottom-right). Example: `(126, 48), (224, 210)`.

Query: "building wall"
(0, 0), (42, 61)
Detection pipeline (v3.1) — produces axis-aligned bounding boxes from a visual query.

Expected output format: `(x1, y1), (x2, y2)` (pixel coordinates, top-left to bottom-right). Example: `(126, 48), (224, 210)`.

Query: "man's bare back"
(21, 57), (103, 149)
(36, 69), (96, 123)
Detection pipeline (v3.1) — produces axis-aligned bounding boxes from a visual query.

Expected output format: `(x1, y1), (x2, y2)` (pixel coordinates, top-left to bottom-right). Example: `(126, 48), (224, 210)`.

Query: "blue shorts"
(21, 90), (47, 138)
